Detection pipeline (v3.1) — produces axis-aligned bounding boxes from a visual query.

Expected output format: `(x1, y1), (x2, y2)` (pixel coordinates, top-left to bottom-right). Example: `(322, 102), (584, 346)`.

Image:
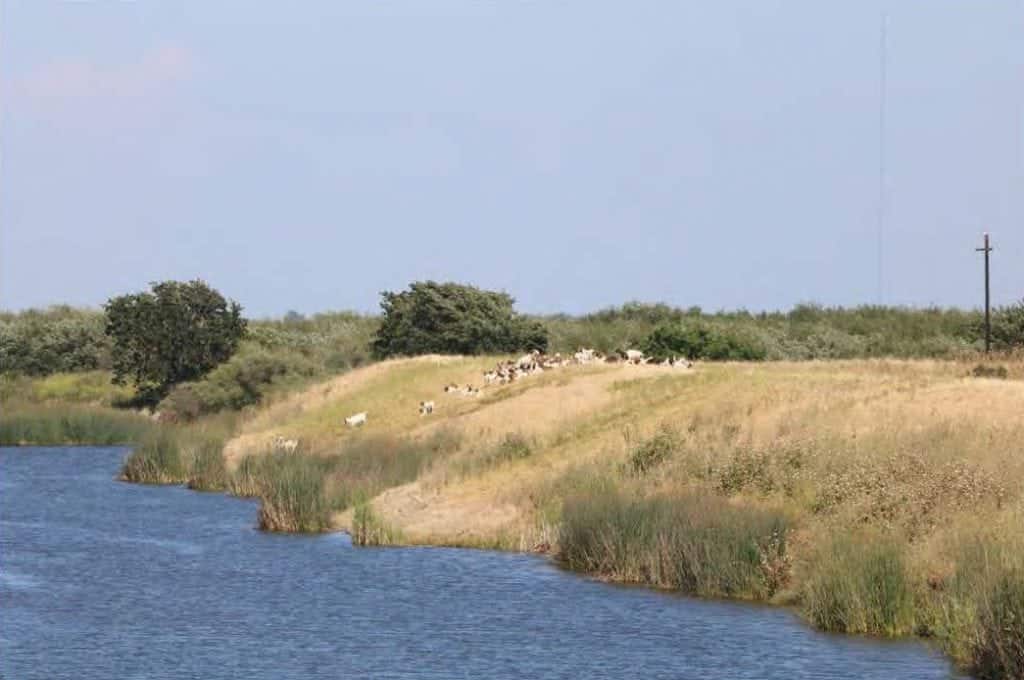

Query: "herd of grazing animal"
(269, 348), (693, 450)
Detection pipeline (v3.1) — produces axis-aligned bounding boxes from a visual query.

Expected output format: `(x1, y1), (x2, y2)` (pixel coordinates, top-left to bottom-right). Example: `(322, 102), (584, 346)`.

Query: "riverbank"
(217, 355), (1024, 677)
(4, 357), (1022, 677)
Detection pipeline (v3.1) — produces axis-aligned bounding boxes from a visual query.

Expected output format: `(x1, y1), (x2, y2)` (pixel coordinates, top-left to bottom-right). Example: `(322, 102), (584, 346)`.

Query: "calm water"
(1, 447), (966, 680)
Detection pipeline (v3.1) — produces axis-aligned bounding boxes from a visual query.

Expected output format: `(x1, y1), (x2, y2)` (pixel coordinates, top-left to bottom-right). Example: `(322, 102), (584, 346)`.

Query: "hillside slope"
(224, 357), (1023, 549)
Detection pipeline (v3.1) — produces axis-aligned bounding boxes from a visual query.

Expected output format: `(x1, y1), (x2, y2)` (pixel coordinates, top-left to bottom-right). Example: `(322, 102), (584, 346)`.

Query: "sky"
(1, 1), (1021, 317)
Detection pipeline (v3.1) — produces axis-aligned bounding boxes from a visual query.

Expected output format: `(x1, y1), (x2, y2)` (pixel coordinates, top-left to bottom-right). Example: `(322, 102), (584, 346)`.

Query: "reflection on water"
(0, 447), (966, 679)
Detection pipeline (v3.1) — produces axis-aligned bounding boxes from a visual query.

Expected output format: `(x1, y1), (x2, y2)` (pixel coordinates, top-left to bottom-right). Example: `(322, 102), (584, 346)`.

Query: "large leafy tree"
(372, 281), (547, 358)
(104, 280), (247, 402)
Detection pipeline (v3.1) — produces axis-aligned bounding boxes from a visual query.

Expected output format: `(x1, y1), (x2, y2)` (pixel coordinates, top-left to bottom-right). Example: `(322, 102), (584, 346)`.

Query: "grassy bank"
(220, 356), (1018, 677)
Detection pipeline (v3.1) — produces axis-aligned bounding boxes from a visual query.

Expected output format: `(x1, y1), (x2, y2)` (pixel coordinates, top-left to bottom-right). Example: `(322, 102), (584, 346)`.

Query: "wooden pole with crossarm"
(976, 233), (993, 353)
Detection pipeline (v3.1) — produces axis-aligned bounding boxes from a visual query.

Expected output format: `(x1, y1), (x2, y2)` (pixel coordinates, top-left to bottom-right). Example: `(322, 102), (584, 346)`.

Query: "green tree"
(372, 281), (547, 358)
(104, 280), (247, 403)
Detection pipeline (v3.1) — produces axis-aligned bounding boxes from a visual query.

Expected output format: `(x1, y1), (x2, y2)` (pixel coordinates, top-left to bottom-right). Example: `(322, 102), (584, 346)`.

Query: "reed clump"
(254, 453), (341, 532)
(235, 430), (462, 533)
(187, 438), (230, 491)
(923, 527), (1024, 679)
(120, 427), (190, 484)
(559, 485), (790, 599)
(800, 532), (916, 636)
(120, 416), (233, 487)
(351, 501), (403, 546)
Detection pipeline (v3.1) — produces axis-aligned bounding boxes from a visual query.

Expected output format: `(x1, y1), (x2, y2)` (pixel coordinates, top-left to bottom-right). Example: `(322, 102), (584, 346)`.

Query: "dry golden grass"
(227, 357), (1022, 552)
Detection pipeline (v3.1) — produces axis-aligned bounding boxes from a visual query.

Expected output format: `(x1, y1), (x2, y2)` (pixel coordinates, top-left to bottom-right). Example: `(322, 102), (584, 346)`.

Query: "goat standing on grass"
(272, 435), (299, 454)
(419, 401), (435, 416)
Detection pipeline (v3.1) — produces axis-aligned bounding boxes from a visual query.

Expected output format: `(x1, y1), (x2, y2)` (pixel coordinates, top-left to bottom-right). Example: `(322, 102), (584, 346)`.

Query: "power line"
(877, 10), (888, 306)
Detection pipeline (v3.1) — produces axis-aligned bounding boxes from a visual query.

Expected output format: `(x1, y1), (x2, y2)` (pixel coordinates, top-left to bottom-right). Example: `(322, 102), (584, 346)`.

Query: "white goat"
(272, 435), (299, 454)
(345, 412), (368, 427)
(419, 401), (435, 416)
(625, 349), (646, 365)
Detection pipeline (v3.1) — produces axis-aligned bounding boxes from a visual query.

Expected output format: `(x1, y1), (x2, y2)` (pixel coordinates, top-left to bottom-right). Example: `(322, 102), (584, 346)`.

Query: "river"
(0, 447), (966, 679)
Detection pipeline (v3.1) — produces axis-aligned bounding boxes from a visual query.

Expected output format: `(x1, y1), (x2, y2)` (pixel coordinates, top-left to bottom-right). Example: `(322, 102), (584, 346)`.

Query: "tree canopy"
(104, 280), (247, 402)
(372, 281), (547, 358)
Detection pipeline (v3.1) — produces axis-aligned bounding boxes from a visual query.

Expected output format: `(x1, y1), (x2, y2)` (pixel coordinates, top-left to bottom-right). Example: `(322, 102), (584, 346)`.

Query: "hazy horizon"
(2, 2), (1022, 316)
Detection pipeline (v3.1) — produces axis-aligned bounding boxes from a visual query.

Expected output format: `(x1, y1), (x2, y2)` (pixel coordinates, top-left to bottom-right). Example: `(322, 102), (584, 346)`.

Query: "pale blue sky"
(2, 1), (1021, 316)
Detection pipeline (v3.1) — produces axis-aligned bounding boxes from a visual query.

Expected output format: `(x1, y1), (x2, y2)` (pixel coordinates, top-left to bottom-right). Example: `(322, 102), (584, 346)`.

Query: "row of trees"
(3, 279), (1023, 410)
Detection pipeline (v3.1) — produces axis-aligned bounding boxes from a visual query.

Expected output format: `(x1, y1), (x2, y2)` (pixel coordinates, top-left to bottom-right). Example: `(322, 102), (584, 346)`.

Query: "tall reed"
(928, 530), (1024, 679)
(559, 486), (790, 599)
(800, 533), (916, 636)
(120, 427), (189, 484)
(0, 405), (152, 446)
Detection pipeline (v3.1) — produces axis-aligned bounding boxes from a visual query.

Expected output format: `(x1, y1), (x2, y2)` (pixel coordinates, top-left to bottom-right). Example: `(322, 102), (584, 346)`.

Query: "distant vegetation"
(542, 301), (997, 360)
(0, 306), (110, 374)
(2, 283), (1023, 425)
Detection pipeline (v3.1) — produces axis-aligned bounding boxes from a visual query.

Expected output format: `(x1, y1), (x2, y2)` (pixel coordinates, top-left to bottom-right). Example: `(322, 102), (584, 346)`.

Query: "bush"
(246, 311), (378, 371)
(626, 425), (680, 475)
(159, 345), (320, 421)
(989, 299), (1024, 350)
(0, 307), (111, 375)
(372, 281), (548, 358)
(642, 322), (767, 361)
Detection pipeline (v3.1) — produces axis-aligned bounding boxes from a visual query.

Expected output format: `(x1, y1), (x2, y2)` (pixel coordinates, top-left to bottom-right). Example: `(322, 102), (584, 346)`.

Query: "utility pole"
(976, 233), (993, 353)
